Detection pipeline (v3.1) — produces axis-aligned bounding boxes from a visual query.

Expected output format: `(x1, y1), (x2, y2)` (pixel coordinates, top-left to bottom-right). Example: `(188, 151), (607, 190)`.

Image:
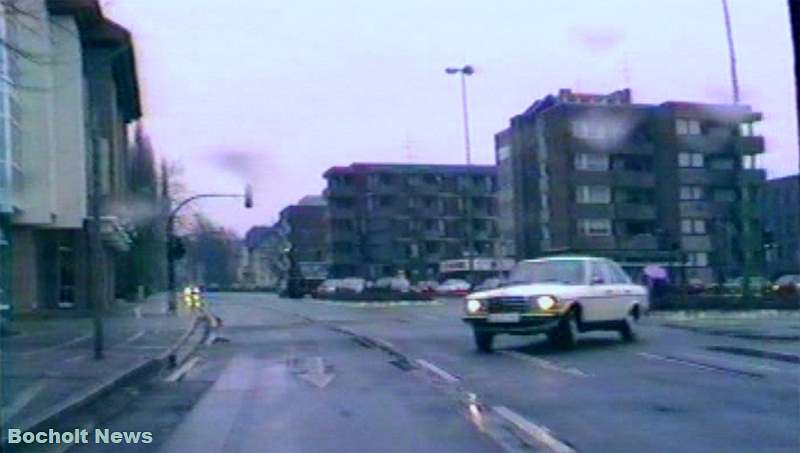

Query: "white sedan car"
(462, 256), (649, 352)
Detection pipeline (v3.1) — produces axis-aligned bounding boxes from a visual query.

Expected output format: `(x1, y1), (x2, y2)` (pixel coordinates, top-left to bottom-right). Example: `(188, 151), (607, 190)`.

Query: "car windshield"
(507, 260), (586, 285)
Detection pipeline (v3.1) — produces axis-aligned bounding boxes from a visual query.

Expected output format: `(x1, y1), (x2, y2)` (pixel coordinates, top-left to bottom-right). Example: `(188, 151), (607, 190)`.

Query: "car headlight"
(536, 295), (557, 310)
(466, 299), (483, 314)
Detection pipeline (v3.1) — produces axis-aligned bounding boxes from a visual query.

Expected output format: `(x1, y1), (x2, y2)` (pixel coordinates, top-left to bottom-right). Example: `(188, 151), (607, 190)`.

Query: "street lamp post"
(166, 186), (253, 313)
(446, 65), (476, 284)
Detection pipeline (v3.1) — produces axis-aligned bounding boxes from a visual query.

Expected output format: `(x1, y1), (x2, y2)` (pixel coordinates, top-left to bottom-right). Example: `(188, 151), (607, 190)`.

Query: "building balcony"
(679, 201), (734, 218)
(741, 169), (766, 184)
(574, 204), (614, 218)
(617, 235), (659, 250)
(329, 206), (356, 218)
(325, 185), (358, 196)
(573, 236), (616, 251)
(614, 203), (657, 220)
(366, 183), (397, 194)
(679, 169), (737, 186)
(406, 181), (440, 194)
(736, 136), (765, 155)
(572, 170), (655, 187)
(681, 235), (713, 251)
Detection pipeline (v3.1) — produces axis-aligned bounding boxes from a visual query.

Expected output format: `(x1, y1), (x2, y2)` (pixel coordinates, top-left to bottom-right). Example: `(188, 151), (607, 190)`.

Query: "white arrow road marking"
(293, 356), (336, 389)
(493, 406), (576, 453)
(415, 359), (460, 384)
(501, 351), (590, 378)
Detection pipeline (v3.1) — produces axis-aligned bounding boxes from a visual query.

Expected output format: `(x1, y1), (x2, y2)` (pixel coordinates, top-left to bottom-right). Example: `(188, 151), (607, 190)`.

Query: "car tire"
(554, 308), (580, 349)
(619, 308), (639, 343)
(474, 330), (494, 353)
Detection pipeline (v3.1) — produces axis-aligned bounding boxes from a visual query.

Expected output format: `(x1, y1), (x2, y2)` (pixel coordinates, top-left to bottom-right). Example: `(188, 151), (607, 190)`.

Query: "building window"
(676, 119), (701, 135)
(571, 120), (590, 139)
(685, 252), (709, 267)
(574, 153), (609, 171)
(681, 219), (707, 235)
(678, 152), (704, 168)
(709, 157), (735, 170)
(576, 185), (611, 204)
(578, 219), (612, 237)
(679, 186), (704, 201)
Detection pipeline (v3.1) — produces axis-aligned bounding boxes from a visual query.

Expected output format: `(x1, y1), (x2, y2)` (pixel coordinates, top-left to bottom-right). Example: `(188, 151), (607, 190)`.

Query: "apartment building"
(278, 195), (329, 281)
(323, 163), (506, 281)
(240, 225), (286, 289)
(762, 174), (800, 277)
(7, 0), (142, 312)
(496, 88), (765, 284)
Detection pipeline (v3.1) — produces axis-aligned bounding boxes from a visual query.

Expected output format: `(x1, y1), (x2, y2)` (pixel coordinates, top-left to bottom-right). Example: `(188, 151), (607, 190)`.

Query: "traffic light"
(168, 236), (186, 260)
(244, 184), (254, 209)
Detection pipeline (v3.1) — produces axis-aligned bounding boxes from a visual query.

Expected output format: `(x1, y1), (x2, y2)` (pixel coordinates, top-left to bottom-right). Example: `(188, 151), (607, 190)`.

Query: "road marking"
(124, 330), (146, 344)
(685, 352), (780, 373)
(21, 334), (91, 357)
(1, 381), (47, 422)
(289, 356), (336, 389)
(635, 352), (763, 378)
(415, 359), (460, 384)
(493, 406), (576, 453)
(164, 356), (202, 382)
(502, 351), (590, 378)
(64, 353), (88, 363)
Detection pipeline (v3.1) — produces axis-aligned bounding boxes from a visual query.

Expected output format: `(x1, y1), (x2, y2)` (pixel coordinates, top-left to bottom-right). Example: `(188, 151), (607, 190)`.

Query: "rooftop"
(324, 162), (496, 177)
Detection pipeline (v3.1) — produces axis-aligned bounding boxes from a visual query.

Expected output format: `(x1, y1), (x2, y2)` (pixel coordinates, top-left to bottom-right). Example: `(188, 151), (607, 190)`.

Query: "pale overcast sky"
(106, 0), (798, 234)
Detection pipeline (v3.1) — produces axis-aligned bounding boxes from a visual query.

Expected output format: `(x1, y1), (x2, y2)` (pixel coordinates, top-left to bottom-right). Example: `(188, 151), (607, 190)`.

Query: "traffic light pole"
(165, 189), (253, 313)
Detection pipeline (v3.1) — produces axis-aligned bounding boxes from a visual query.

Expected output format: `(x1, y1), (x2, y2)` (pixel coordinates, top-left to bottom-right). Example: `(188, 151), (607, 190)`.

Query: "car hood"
(467, 284), (584, 300)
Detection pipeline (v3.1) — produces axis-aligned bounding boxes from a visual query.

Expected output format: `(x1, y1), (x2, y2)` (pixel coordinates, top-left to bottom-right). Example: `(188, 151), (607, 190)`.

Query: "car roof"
(521, 256), (606, 263)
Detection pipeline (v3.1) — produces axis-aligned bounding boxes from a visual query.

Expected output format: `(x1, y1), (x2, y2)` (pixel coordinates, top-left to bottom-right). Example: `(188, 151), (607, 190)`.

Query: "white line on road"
(635, 352), (763, 377)
(164, 356), (202, 382)
(493, 406), (576, 453)
(124, 330), (146, 344)
(1, 381), (47, 422)
(415, 359), (460, 384)
(21, 334), (92, 357)
(684, 352), (780, 373)
(501, 351), (590, 378)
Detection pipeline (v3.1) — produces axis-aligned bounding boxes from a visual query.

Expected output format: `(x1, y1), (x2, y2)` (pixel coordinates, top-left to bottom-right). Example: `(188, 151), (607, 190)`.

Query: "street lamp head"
(462, 65), (474, 75)
(445, 67), (459, 75)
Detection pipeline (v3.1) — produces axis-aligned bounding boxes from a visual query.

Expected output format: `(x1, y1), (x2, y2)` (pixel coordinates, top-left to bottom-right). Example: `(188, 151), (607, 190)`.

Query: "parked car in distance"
(722, 276), (771, 294)
(462, 256), (649, 352)
(437, 279), (472, 297)
(475, 278), (504, 291)
(315, 279), (341, 297)
(772, 275), (800, 297)
(413, 280), (439, 294)
(374, 277), (411, 293)
(338, 277), (367, 294)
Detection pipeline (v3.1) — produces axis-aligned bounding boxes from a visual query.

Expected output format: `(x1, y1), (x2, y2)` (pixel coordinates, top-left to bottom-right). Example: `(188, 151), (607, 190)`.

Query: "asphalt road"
(67, 293), (799, 453)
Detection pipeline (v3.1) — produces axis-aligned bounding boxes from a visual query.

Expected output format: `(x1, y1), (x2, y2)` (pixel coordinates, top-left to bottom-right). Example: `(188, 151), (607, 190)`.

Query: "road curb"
(1, 311), (213, 447)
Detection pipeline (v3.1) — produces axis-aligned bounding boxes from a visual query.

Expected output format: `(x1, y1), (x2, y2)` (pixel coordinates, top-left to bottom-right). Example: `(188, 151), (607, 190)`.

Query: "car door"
(605, 261), (641, 319)
(582, 261), (619, 322)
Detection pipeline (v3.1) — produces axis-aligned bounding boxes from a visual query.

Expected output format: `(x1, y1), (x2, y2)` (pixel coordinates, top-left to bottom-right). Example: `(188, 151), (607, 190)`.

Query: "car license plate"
(488, 313), (520, 323)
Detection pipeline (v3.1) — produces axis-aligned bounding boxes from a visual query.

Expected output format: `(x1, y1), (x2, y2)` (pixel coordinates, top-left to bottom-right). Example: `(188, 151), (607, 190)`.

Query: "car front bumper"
(462, 314), (563, 335)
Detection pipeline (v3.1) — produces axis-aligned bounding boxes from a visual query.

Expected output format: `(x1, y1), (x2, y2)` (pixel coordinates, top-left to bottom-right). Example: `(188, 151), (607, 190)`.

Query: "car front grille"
(486, 297), (530, 313)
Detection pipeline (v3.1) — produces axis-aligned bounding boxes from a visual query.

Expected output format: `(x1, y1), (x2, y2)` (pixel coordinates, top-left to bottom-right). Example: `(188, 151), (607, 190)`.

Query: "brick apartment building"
(496, 88), (765, 284)
(323, 163), (507, 281)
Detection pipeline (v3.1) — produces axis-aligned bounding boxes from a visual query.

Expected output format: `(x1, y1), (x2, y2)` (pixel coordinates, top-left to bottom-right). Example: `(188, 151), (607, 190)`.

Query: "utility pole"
(721, 0), (755, 301)
(88, 136), (104, 360)
(446, 65), (476, 285)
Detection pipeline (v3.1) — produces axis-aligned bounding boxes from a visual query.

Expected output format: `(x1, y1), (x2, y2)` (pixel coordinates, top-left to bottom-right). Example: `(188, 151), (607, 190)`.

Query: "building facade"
(323, 163), (506, 281)
(6, 0), (142, 312)
(496, 88), (765, 284)
(240, 225), (285, 290)
(279, 195), (329, 281)
(762, 174), (800, 277)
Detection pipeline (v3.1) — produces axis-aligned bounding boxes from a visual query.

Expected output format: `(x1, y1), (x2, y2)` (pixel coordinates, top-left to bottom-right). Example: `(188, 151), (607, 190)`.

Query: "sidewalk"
(650, 309), (800, 341)
(0, 294), (208, 443)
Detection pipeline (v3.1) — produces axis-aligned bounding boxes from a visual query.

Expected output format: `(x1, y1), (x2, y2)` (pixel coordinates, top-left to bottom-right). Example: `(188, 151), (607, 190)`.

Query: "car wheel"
(474, 330), (495, 353)
(619, 308), (639, 343)
(554, 308), (580, 349)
